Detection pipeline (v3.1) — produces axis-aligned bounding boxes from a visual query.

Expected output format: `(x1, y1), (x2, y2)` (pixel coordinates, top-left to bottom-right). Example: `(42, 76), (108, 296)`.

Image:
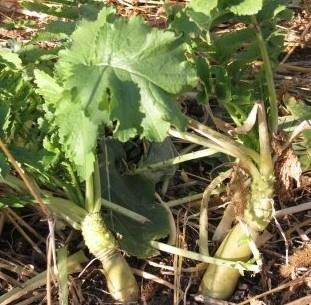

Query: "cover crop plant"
(0, 6), (197, 303)
(164, 0), (292, 299)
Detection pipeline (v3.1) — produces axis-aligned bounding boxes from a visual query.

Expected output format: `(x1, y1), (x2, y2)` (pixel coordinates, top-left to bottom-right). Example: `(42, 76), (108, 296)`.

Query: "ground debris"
(194, 294), (236, 305)
(280, 244), (311, 278)
(272, 133), (302, 203)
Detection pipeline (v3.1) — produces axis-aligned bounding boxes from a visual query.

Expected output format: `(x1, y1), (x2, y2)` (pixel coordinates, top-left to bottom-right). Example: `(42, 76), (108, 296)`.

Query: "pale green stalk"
(199, 103), (275, 299)
(199, 170), (233, 256)
(169, 128), (260, 178)
(85, 173), (94, 213)
(150, 240), (259, 272)
(166, 193), (203, 208)
(252, 16), (278, 133)
(1, 169), (140, 302)
(101, 198), (150, 224)
(133, 148), (217, 175)
(257, 102), (274, 177)
(81, 156), (139, 302)
(57, 247), (69, 305)
(93, 158), (102, 213)
(81, 213), (139, 302)
(189, 120), (260, 165)
(199, 223), (258, 299)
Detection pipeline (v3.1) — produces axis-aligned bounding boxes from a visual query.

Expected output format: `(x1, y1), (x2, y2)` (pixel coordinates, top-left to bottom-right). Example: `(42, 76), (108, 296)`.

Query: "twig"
(279, 63), (311, 73)
(46, 235), (53, 305)
(237, 275), (310, 305)
(166, 193), (203, 208)
(0, 139), (55, 305)
(132, 267), (175, 290)
(275, 201), (311, 218)
(273, 216), (289, 265)
(283, 295), (311, 305)
(0, 139), (49, 217)
(7, 208), (46, 243)
(195, 294), (236, 304)
(4, 211), (45, 258)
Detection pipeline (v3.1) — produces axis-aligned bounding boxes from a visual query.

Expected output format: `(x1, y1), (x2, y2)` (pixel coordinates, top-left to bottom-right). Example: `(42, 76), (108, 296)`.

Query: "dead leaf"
(273, 133), (302, 203)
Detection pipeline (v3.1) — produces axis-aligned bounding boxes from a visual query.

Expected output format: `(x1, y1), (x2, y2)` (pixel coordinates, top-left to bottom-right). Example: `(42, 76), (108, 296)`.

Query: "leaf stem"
(150, 241), (259, 272)
(93, 157), (102, 213)
(257, 102), (274, 176)
(101, 198), (151, 224)
(169, 128), (260, 178)
(166, 193), (203, 208)
(85, 173), (94, 213)
(132, 148), (217, 175)
(252, 16), (278, 133)
(199, 170), (232, 256)
(189, 120), (260, 165)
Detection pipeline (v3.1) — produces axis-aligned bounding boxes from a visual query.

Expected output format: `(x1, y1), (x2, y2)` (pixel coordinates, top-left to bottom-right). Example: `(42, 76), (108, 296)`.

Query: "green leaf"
(56, 8), (197, 142)
(257, 0), (292, 22)
(166, 4), (200, 36)
(187, 0), (218, 14)
(223, 0), (263, 15)
(100, 140), (170, 258)
(21, 0), (79, 19)
(140, 137), (177, 183)
(55, 92), (98, 179)
(0, 153), (9, 179)
(0, 195), (32, 209)
(0, 50), (22, 69)
(34, 69), (63, 106)
(10, 146), (55, 172)
(185, 0), (220, 32)
(212, 28), (256, 63)
(286, 97), (311, 120)
(285, 96), (311, 170)
(0, 104), (11, 137)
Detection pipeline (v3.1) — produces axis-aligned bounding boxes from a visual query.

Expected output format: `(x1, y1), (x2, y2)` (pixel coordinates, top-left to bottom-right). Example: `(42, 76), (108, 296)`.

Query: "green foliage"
(35, 8), (197, 179)
(100, 140), (170, 258)
(0, 51), (44, 149)
(167, 0), (292, 151)
(0, 195), (32, 209)
(223, 0), (263, 15)
(0, 153), (10, 179)
(22, 0), (105, 20)
(285, 96), (311, 170)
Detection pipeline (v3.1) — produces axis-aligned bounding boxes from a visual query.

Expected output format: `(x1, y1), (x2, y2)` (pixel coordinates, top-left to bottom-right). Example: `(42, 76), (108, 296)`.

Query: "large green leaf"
(56, 8), (197, 141)
(36, 8), (197, 179)
(100, 140), (170, 258)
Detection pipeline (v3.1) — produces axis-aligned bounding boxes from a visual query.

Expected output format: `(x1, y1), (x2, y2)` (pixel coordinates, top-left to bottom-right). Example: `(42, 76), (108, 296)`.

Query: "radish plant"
(164, 0), (292, 299)
(1, 6), (197, 302)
